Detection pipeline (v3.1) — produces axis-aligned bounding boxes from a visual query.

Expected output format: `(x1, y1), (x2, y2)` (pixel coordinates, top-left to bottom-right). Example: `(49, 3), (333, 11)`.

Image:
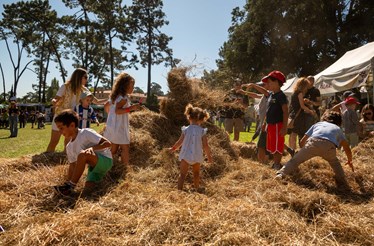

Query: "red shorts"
(266, 122), (284, 154)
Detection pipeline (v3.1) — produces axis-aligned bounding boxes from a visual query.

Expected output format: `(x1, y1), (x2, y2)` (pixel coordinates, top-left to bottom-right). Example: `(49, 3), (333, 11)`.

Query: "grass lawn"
(0, 123), (103, 158)
(0, 122), (287, 158)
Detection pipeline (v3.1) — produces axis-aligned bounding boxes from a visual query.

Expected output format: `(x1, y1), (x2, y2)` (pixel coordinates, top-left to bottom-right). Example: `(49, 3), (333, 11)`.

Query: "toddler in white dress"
(170, 104), (213, 191)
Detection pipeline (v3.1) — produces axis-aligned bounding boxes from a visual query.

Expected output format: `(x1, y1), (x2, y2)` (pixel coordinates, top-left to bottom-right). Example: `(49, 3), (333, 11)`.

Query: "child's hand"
(346, 160), (354, 172)
(280, 127), (287, 136)
(82, 147), (94, 155)
(132, 103), (142, 111)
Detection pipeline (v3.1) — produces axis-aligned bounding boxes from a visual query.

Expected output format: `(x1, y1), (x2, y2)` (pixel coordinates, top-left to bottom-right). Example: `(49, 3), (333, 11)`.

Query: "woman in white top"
(103, 72), (141, 168)
(47, 68), (88, 152)
(170, 104), (213, 191)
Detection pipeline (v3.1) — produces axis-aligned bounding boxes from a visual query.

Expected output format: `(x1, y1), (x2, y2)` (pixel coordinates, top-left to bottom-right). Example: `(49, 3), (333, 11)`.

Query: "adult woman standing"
(288, 77), (316, 150)
(46, 68), (88, 152)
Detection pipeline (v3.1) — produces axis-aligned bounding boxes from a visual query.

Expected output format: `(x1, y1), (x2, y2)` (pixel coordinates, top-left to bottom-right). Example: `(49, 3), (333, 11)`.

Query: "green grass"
(0, 122), (287, 158)
(0, 123), (102, 158)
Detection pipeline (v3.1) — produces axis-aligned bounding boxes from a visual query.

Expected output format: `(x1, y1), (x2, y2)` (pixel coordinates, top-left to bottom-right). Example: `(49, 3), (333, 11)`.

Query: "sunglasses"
(363, 112), (373, 116)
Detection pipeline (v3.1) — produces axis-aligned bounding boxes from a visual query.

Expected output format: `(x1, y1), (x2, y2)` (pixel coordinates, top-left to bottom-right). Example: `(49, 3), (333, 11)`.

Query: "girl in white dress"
(104, 72), (141, 167)
(170, 104), (213, 191)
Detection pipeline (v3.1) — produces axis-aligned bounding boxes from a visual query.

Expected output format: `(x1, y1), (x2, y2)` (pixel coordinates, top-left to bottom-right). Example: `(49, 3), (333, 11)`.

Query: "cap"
(261, 70), (286, 84)
(344, 96), (360, 105)
(80, 91), (93, 99)
(256, 81), (265, 86)
(342, 90), (354, 99)
(10, 96), (17, 102)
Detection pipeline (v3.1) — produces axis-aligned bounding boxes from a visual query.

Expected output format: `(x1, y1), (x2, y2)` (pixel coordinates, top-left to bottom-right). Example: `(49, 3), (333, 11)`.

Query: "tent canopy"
(314, 42), (374, 96)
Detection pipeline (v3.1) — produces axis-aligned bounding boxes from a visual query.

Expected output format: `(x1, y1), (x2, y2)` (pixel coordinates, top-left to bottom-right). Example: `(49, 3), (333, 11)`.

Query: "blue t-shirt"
(305, 121), (346, 147)
(266, 91), (288, 124)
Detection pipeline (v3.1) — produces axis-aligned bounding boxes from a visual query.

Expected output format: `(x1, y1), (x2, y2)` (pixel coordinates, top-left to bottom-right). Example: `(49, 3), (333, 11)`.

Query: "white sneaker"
(275, 173), (284, 180)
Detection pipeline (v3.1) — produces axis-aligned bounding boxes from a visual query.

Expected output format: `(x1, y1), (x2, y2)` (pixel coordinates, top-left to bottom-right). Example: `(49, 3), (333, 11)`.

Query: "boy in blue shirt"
(276, 110), (353, 189)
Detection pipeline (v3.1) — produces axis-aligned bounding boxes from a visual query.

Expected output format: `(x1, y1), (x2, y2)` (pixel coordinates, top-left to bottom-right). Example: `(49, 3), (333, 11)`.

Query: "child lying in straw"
(53, 109), (113, 196)
(276, 110), (353, 189)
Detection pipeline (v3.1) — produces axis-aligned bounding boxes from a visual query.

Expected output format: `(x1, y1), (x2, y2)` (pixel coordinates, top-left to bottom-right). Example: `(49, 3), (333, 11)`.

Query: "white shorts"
(51, 115), (58, 131)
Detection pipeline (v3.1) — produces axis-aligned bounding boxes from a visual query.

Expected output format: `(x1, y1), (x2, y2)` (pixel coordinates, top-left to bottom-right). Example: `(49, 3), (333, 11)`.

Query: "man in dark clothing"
(224, 81), (248, 141)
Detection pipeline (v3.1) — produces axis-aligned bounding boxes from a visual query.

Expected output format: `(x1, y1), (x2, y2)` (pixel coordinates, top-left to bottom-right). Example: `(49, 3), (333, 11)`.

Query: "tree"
(215, 0), (374, 84)
(0, 27), (33, 98)
(1, 0), (66, 100)
(62, 0), (142, 92)
(129, 0), (174, 104)
(0, 62), (6, 103)
(150, 82), (164, 96)
(133, 86), (144, 94)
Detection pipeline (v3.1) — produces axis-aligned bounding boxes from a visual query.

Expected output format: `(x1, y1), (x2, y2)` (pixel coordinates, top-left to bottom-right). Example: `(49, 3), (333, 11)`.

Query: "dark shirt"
(289, 93), (301, 119)
(223, 90), (248, 119)
(266, 91), (288, 124)
(8, 107), (19, 116)
(305, 87), (321, 116)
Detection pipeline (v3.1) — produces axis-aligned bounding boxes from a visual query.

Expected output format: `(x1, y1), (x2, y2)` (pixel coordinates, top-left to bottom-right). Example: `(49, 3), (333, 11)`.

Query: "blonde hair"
(293, 77), (310, 94)
(184, 104), (210, 122)
(110, 72), (135, 102)
(67, 68), (87, 96)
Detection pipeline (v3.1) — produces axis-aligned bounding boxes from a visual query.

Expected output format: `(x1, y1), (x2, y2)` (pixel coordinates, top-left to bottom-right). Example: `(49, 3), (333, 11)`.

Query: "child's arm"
(280, 104), (289, 136)
(202, 135), (213, 163)
(115, 99), (141, 114)
(299, 134), (309, 148)
(330, 103), (342, 113)
(340, 139), (354, 172)
(104, 101), (110, 114)
(88, 137), (111, 152)
(170, 133), (185, 152)
(244, 83), (270, 97)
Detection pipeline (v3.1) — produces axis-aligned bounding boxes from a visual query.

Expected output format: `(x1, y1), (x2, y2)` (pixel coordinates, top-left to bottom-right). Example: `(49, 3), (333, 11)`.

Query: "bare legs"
(178, 160), (201, 190)
(111, 144), (130, 167)
(67, 150), (98, 186)
(46, 130), (70, 152)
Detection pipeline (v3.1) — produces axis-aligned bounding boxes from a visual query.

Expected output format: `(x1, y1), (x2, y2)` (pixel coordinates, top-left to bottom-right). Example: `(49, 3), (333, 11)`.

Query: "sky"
(0, 0), (246, 98)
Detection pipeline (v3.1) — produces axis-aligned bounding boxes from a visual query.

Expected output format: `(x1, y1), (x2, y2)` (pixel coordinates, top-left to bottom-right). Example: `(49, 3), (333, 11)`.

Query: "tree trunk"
(0, 63), (6, 102)
(42, 52), (51, 103)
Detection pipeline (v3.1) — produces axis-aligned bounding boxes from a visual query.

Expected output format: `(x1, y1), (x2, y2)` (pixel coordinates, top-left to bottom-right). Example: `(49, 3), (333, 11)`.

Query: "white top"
(179, 125), (207, 164)
(104, 95), (130, 144)
(66, 128), (112, 163)
(56, 84), (79, 110)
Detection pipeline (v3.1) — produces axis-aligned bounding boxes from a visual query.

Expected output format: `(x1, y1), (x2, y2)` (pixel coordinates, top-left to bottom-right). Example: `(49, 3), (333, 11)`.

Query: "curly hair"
(184, 104), (210, 122)
(321, 110), (342, 126)
(110, 72), (135, 102)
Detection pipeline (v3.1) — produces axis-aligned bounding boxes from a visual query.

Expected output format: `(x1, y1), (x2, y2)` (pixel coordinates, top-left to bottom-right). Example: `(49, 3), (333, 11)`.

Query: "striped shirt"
(74, 105), (97, 129)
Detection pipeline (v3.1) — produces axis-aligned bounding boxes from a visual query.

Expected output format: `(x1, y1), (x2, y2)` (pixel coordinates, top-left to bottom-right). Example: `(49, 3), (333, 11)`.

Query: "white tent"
(281, 77), (298, 96)
(314, 41), (374, 97)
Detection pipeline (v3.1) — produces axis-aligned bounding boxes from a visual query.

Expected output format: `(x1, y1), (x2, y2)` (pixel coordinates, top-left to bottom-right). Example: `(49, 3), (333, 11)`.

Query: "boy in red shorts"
(262, 71), (289, 170)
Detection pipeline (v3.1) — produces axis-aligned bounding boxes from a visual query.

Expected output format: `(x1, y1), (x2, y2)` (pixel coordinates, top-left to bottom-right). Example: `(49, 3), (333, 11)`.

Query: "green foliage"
(128, 0), (173, 103)
(211, 0), (374, 87)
